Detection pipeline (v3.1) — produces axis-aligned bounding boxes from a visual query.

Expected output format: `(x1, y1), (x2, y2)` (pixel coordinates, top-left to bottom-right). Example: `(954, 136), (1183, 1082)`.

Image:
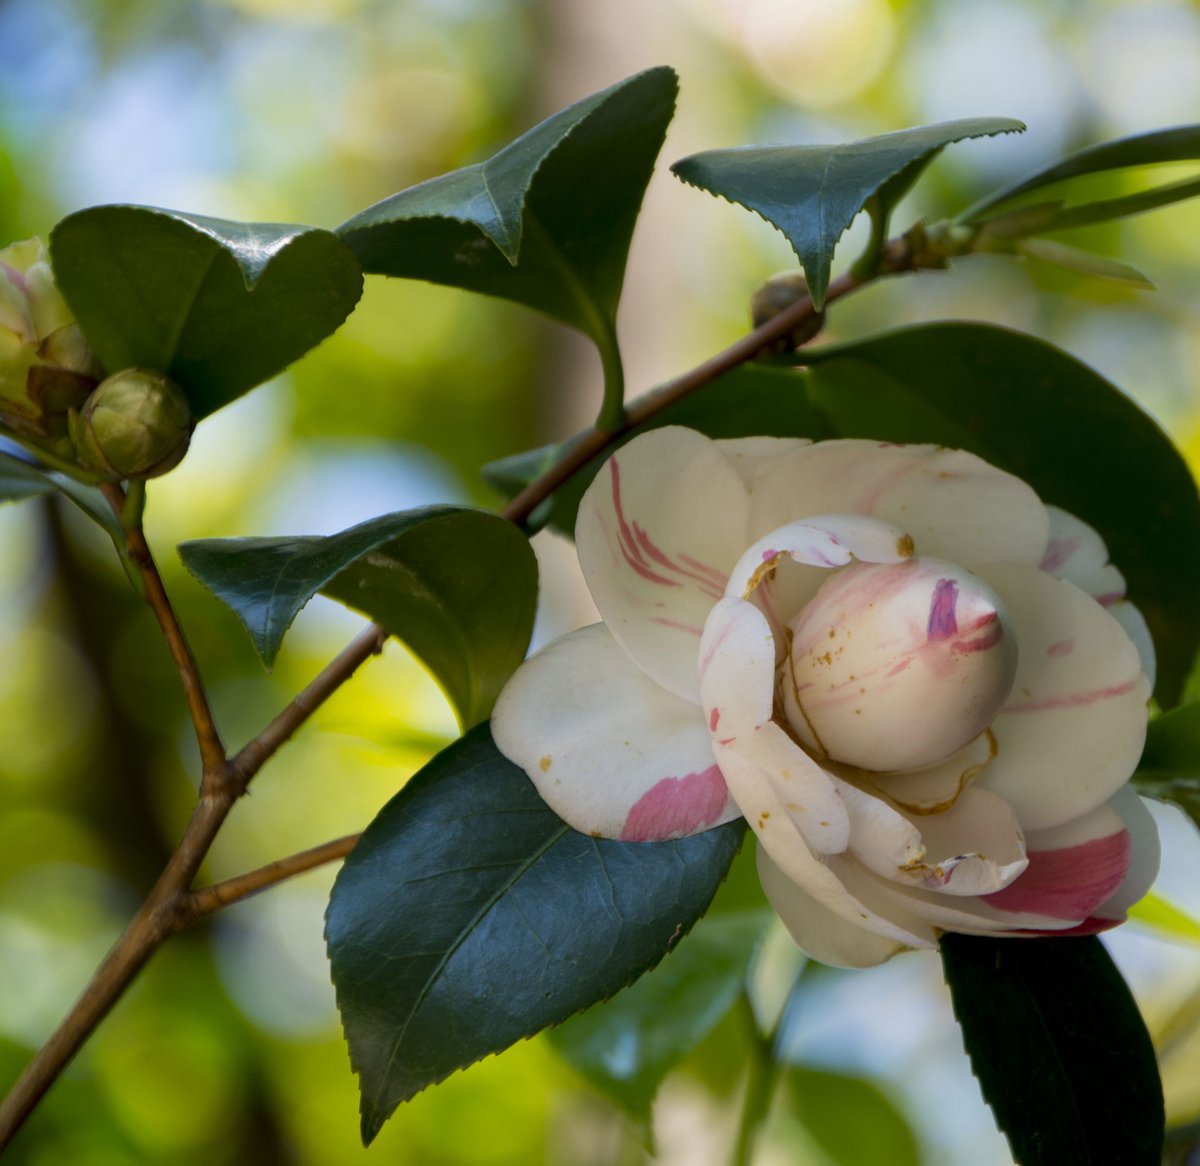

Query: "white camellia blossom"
(493, 427), (1160, 968)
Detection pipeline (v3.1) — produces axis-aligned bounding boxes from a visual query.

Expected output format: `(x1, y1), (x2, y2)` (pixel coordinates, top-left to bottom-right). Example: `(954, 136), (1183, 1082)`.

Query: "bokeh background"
(3, 0), (1200, 1162)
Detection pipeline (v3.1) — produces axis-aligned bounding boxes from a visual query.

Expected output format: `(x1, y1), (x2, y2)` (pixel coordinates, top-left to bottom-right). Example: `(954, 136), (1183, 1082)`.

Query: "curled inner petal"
(783, 558), (1018, 771)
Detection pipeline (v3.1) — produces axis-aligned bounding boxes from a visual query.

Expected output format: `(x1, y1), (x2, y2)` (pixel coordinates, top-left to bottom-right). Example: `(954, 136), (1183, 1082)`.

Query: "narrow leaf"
(1127, 891), (1200, 946)
(1016, 238), (1153, 287)
(338, 67), (678, 423)
(325, 724), (745, 1145)
(671, 118), (1023, 308)
(51, 206), (364, 419)
(0, 449), (122, 541)
(179, 506), (536, 727)
(786, 1066), (920, 1166)
(800, 322), (1200, 706)
(961, 124), (1200, 223)
(940, 933), (1163, 1166)
(549, 910), (769, 1121)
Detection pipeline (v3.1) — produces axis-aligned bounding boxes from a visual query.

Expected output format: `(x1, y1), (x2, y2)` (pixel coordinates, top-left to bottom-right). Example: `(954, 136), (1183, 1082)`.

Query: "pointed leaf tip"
(326, 724), (744, 1142)
(50, 205), (363, 419)
(179, 506), (537, 727)
(671, 118), (1023, 308)
(337, 68), (678, 425)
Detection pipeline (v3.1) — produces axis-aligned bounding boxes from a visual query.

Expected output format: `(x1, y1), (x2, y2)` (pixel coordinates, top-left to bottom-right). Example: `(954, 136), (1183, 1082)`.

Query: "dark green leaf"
(940, 933), (1163, 1166)
(325, 724), (745, 1145)
(481, 362), (835, 536)
(799, 322), (1200, 706)
(671, 118), (1023, 309)
(550, 910), (769, 1121)
(961, 124), (1200, 224)
(0, 450), (56, 504)
(338, 67), (678, 424)
(786, 1066), (920, 1166)
(1135, 703), (1200, 829)
(179, 506), (536, 727)
(50, 206), (364, 419)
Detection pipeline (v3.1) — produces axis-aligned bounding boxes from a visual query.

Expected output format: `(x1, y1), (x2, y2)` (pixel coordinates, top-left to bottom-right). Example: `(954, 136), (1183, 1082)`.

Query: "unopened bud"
(783, 558), (1018, 772)
(750, 271), (826, 352)
(0, 237), (101, 453)
(72, 369), (193, 481)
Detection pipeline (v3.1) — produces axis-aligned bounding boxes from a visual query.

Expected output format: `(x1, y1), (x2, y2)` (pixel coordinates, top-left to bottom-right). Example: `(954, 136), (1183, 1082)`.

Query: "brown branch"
(0, 234), (917, 1150)
(98, 480), (226, 777)
(176, 834), (361, 926)
(229, 624), (387, 789)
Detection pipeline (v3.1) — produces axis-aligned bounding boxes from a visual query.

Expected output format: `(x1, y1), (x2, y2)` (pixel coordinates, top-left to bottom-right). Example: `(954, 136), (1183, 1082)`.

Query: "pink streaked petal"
(757, 848), (925, 967)
(844, 861), (1076, 934)
(576, 427), (751, 703)
(1039, 506), (1126, 600)
(492, 623), (737, 839)
(620, 765), (729, 841)
(983, 831), (1130, 921)
(974, 563), (1150, 830)
(699, 596), (851, 854)
(746, 440), (1049, 568)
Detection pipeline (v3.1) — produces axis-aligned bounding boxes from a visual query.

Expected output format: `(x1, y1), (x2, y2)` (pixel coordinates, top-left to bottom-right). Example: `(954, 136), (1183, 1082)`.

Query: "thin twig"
(229, 625), (387, 788)
(176, 834), (362, 927)
(0, 234), (916, 1149)
(98, 480), (226, 777)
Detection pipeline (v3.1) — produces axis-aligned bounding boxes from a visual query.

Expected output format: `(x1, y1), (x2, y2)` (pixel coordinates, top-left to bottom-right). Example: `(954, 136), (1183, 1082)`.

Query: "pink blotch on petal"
(709, 708), (720, 731)
(1040, 535), (1080, 572)
(927, 578), (959, 640)
(983, 830), (1131, 921)
(620, 766), (729, 842)
(1095, 592), (1123, 608)
(1047, 640), (1074, 657)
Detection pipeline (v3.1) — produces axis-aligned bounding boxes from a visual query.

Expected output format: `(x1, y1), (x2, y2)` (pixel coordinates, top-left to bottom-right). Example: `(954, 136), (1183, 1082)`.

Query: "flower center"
(781, 557), (1017, 772)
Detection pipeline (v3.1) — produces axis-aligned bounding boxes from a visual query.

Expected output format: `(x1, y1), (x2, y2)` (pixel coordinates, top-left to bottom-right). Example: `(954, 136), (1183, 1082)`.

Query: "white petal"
(864, 732), (995, 815)
(492, 624), (737, 840)
(714, 436), (812, 486)
(757, 847), (916, 967)
(1038, 506), (1156, 690)
(975, 564), (1150, 830)
(699, 596), (850, 854)
(1089, 788), (1160, 922)
(747, 440), (1050, 568)
(576, 427), (751, 703)
(725, 514), (914, 600)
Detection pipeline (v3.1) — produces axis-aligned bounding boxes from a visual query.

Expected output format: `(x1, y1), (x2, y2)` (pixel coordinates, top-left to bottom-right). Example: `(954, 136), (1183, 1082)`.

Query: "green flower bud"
(750, 270), (826, 352)
(71, 369), (193, 481)
(0, 237), (101, 454)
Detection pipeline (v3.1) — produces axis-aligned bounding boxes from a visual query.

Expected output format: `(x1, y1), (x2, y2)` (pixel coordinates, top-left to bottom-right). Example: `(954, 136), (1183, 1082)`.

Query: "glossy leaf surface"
(51, 206), (364, 419)
(941, 933), (1163, 1166)
(671, 118), (1023, 308)
(549, 910), (768, 1121)
(325, 724), (745, 1144)
(786, 1066), (920, 1166)
(338, 67), (678, 420)
(179, 506), (536, 727)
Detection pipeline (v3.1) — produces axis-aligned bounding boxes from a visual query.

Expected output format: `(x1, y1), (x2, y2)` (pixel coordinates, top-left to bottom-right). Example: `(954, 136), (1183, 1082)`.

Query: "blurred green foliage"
(3, 1), (1200, 1163)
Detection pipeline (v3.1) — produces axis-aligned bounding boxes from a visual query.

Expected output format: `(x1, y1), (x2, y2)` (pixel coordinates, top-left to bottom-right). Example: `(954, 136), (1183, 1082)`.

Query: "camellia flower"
(0, 237), (100, 454)
(493, 427), (1160, 967)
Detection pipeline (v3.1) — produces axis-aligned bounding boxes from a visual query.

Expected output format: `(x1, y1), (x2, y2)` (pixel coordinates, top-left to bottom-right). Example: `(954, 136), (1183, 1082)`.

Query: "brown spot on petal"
(538, 756), (552, 773)
(896, 534), (915, 557)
